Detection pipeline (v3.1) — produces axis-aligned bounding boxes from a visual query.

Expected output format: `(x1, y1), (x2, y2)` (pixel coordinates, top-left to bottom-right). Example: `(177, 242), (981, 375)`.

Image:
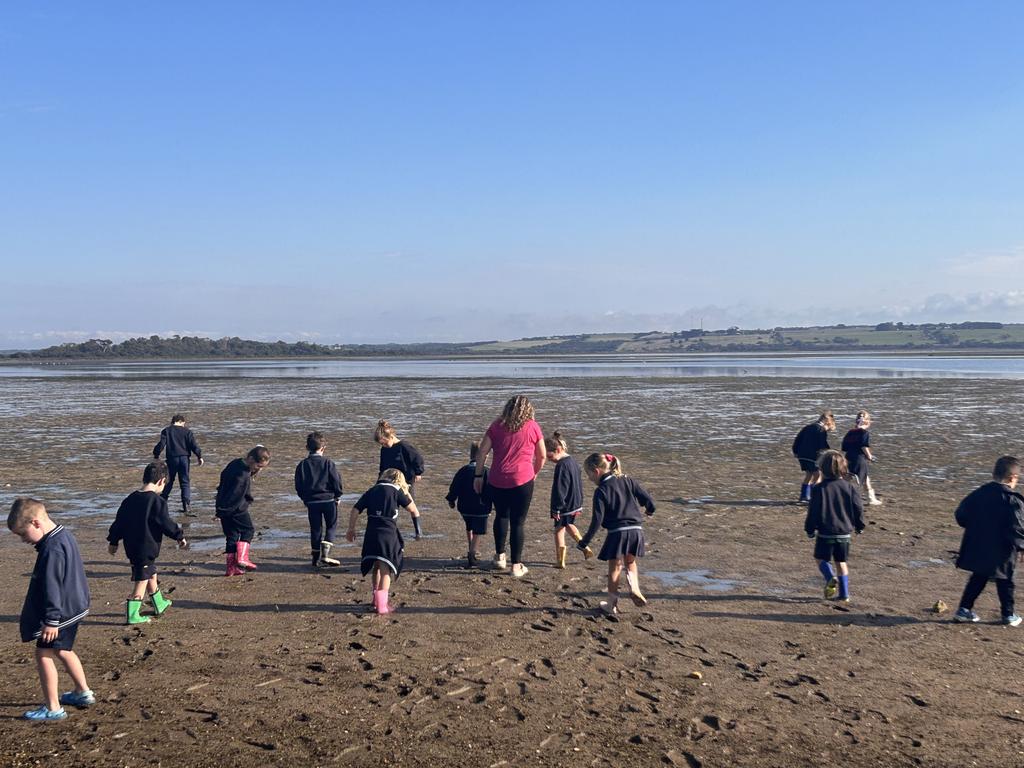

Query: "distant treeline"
(6, 322), (1024, 360)
(7, 335), (473, 359)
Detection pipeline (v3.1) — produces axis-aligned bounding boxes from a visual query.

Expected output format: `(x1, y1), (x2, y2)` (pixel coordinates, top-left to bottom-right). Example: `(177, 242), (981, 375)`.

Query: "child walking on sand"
(804, 450), (865, 602)
(952, 456), (1024, 626)
(445, 442), (493, 567)
(294, 431), (344, 568)
(153, 414), (204, 516)
(375, 419), (425, 539)
(545, 432), (593, 568)
(792, 411), (835, 502)
(107, 461), (188, 624)
(577, 453), (656, 615)
(841, 411), (881, 505)
(8, 498), (93, 721)
(216, 446), (271, 576)
(347, 469), (420, 614)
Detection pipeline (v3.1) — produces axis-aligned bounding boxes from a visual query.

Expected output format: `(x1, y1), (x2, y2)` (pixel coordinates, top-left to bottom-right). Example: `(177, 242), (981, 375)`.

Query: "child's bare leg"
(624, 555), (648, 606)
(567, 524), (583, 542)
(379, 570), (392, 594)
(372, 564), (383, 591)
(837, 561), (849, 576)
(56, 650), (89, 693)
(130, 579), (148, 601)
(35, 649), (61, 710)
(607, 559), (622, 596)
(466, 529), (474, 553)
(145, 574), (159, 596)
(555, 527), (566, 548)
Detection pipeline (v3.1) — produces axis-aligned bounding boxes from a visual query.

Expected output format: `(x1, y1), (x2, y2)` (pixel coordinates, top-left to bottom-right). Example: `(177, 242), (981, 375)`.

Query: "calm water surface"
(3, 355), (1024, 379)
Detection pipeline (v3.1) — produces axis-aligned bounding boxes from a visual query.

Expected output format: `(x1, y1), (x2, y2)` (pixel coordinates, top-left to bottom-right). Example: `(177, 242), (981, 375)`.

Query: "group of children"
(8, 405), (1024, 722)
(794, 409), (1024, 625)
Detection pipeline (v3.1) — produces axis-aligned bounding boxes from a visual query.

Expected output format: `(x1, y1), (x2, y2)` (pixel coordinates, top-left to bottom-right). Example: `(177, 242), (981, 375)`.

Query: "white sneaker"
(493, 553), (508, 571)
(511, 563), (529, 579)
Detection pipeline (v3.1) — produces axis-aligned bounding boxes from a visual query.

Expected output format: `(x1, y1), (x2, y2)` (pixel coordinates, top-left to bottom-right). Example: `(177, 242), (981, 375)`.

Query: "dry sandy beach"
(1, 372), (1023, 767)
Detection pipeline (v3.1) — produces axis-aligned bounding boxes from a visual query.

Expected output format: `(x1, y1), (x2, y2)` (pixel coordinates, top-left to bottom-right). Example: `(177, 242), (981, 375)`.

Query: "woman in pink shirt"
(473, 395), (546, 578)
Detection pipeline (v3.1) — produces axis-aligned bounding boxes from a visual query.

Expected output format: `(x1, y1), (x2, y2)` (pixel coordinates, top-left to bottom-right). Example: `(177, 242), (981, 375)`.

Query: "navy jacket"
(550, 456), (584, 515)
(154, 425), (202, 460)
(20, 525), (90, 642)
(841, 428), (871, 480)
(379, 442), (425, 486)
(955, 481), (1024, 579)
(579, 474), (656, 549)
(804, 478), (865, 538)
(294, 453), (343, 504)
(107, 490), (184, 563)
(216, 458), (254, 516)
(792, 422), (830, 460)
(446, 462), (492, 517)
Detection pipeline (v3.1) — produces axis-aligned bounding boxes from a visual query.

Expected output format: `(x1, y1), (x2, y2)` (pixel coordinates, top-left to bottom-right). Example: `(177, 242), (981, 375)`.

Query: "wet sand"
(1, 375), (1023, 767)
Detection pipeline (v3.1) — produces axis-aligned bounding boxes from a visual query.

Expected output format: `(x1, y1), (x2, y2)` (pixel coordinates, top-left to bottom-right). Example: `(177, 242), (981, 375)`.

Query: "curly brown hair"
(499, 395), (534, 432)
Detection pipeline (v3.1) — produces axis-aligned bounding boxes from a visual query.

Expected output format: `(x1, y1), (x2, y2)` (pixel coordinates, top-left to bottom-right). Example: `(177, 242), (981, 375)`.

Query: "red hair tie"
(605, 453), (615, 463)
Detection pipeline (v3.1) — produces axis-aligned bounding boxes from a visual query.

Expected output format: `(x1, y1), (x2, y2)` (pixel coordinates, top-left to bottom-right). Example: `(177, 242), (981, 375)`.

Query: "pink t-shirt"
(485, 418), (544, 489)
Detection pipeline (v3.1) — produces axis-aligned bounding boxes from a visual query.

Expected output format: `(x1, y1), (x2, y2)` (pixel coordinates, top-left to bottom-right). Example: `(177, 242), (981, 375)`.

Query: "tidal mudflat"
(1, 371), (1022, 767)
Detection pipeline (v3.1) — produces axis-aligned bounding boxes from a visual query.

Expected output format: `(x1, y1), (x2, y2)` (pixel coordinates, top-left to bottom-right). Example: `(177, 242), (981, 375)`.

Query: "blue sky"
(2, 2), (1023, 346)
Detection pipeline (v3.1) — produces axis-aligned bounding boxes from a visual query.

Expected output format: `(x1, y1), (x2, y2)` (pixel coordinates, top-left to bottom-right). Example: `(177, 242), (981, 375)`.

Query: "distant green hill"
(5, 322), (1024, 360)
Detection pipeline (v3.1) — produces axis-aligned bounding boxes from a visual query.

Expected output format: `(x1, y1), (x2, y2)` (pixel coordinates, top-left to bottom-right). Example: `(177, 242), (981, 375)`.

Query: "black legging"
(490, 480), (534, 564)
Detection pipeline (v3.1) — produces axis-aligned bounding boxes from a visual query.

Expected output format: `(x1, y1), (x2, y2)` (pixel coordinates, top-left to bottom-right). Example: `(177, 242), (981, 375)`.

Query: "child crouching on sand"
(348, 469), (420, 614)
(577, 453), (656, 615)
(107, 460), (188, 624)
(804, 450), (865, 602)
(545, 432), (593, 568)
(8, 498), (93, 721)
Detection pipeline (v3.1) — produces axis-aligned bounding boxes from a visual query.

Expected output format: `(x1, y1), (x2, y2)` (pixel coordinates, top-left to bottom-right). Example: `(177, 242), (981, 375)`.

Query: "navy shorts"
(36, 622), (80, 651)
(814, 537), (851, 563)
(552, 511), (581, 530)
(131, 560), (157, 581)
(462, 514), (489, 536)
(798, 458), (818, 473)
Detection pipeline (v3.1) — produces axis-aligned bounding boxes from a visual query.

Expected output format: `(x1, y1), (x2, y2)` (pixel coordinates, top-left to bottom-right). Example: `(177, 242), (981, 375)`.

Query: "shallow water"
(647, 569), (744, 592)
(5, 354), (1024, 380)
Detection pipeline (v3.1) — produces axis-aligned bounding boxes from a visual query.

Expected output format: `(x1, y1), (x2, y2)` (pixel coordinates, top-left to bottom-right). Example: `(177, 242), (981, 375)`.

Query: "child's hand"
(576, 541), (589, 552)
(178, 538), (189, 549)
(108, 543), (118, 556)
(346, 528), (355, 543)
(448, 501), (456, 509)
(645, 506), (655, 517)
(198, 457), (205, 467)
(40, 625), (58, 643)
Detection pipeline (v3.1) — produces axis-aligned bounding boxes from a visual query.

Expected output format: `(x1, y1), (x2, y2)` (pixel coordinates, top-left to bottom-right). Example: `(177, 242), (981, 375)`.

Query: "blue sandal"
(23, 706), (67, 721)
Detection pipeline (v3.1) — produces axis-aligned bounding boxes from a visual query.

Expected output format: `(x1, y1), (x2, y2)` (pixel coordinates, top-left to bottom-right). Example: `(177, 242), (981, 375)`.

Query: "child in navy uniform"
(953, 455), (1024, 626)
(804, 450), (865, 601)
(445, 442), (493, 567)
(107, 461), (188, 624)
(375, 419), (425, 538)
(347, 469), (420, 614)
(294, 431), (344, 568)
(8, 498), (93, 721)
(792, 410), (835, 502)
(153, 414), (204, 516)
(842, 410), (881, 505)
(216, 446), (271, 576)
(578, 453), (656, 615)
(544, 432), (593, 568)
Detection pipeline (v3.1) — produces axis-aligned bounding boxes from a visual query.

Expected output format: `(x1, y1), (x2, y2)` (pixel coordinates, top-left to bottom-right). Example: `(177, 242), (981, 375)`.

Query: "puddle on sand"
(907, 558), (946, 568)
(647, 569), (743, 592)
